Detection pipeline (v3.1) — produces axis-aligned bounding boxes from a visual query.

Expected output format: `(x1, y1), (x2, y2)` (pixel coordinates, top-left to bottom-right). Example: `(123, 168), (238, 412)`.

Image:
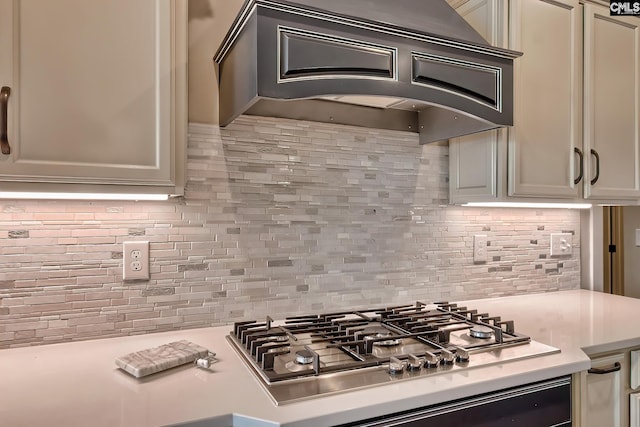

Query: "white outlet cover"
(473, 234), (488, 263)
(123, 241), (150, 280)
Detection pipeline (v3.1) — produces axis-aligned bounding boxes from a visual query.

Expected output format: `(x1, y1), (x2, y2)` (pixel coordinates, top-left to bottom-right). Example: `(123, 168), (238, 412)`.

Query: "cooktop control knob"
(407, 354), (423, 371)
(424, 351), (440, 368)
(388, 356), (405, 375)
(455, 347), (470, 363)
(440, 349), (455, 365)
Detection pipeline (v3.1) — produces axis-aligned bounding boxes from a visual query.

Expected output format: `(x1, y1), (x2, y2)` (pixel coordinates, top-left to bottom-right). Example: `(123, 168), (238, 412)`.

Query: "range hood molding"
(215, 0), (522, 143)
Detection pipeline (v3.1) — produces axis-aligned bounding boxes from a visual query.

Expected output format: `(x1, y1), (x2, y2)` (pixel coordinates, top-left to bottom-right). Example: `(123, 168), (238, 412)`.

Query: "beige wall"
(188, 0), (244, 124)
(623, 207), (640, 298)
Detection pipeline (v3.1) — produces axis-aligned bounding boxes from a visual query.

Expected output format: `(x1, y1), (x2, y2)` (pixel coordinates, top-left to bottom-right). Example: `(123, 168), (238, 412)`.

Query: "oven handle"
(588, 362), (621, 375)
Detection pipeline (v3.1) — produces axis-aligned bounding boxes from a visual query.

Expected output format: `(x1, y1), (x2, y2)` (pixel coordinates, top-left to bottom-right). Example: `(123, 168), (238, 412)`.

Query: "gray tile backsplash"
(0, 116), (580, 348)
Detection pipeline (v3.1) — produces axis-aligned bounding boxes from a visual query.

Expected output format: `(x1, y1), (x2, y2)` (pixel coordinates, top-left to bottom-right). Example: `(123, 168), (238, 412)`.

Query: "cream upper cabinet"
(449, 0), (640, 204)
(449, 0), (582, 203)
(583, 3), (640, 200)
(0, 0), (186, 195)
(449, 128), (500, 201)
(508, 0), (582, 198)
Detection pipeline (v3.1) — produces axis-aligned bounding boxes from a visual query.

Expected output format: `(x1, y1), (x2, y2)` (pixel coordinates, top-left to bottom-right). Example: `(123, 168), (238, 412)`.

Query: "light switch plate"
(550, 233), (572, 257)
(635, 229), (640, 247)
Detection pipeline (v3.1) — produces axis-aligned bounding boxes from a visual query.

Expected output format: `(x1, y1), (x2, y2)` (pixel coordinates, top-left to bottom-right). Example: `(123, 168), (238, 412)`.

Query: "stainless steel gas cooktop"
(227, 301), (559, 405)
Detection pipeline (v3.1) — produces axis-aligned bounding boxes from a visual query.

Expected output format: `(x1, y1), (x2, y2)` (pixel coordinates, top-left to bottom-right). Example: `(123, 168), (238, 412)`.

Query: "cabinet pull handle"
(588, 361), (621, 375)
(590, 149), (600, 186)
(574, 147), (584, 185)
(0, 86), (10, 155)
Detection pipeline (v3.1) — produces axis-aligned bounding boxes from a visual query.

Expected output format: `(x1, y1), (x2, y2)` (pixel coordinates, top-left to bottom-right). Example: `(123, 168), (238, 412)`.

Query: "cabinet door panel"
(584, 353), (625, 427)
(583, 4), (640, 199)
(631, 393), (640, 427)
(508, 0), (581, 198)
(0, 0), (183, 190)
(450, 130), (498, 201)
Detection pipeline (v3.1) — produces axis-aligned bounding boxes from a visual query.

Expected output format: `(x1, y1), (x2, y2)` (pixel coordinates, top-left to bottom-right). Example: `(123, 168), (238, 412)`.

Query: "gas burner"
(294, 349), (315, 365)
(284, 349), (323, 373)
(469, 325), (494, 339)
(362, 327), (402, 346)
(284, 360), (311, 372)
(272, 334), (289, 343)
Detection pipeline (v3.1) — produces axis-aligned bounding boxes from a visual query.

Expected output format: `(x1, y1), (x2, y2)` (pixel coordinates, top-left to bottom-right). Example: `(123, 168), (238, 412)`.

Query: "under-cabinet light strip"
(0, 192), (169, 201)
(461, 202), (592, 209)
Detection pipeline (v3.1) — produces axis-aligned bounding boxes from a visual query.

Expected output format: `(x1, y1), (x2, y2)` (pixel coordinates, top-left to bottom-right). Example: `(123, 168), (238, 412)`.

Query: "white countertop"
(2, 289), (639, 427)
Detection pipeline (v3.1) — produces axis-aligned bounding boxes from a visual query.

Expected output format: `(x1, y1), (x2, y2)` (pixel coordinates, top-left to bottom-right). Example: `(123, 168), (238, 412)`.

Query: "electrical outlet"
(550, 233), (572, 257)
(123, 241), (149, 280)
(473, 234), (488, 263)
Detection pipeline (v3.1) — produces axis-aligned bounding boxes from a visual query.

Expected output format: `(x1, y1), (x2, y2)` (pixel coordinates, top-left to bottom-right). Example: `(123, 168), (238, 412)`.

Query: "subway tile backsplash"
(0, 116), (580, 348)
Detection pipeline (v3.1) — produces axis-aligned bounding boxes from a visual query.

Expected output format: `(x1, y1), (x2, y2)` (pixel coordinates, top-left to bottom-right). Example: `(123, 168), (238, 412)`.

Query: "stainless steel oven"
(337, 376), (572, 427)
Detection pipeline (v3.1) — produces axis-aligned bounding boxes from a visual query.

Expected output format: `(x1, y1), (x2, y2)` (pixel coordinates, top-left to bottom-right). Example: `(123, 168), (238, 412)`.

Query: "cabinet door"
(450, 129), (499, 202)
(631, 393), (640, 427)
(0, 0), (186, 194)
(508, 0), (581, 198)
(583, 353), (625, 427)
(448, 0), (505, 203)
(583, 3), (640, 200)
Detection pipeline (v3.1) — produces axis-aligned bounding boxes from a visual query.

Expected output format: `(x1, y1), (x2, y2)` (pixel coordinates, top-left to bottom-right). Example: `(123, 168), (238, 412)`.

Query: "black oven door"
(338, 376), (571, 427)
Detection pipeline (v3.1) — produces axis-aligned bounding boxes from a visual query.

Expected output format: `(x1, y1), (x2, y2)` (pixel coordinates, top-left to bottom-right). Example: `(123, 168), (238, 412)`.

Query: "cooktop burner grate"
(227, 301), (560, 404)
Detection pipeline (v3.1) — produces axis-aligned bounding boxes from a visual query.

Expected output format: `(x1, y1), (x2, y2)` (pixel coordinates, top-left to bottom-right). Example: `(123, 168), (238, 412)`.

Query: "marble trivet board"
(115, 339), (209, 378)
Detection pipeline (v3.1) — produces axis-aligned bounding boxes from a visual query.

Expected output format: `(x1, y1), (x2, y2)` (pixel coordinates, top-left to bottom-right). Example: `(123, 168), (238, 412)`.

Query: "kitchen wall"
(623, 207), (640, 298)
(0, 116), (581, 348)
(188, 0), (243, 125)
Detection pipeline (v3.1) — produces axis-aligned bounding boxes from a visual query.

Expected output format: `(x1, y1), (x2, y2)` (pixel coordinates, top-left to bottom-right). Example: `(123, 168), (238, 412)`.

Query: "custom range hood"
(214, 0), (522, 143)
